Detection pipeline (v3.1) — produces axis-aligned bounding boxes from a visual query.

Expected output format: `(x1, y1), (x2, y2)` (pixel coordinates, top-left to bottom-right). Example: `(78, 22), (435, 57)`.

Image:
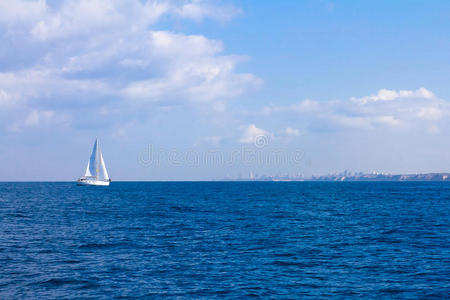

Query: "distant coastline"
(221, 172), (450, 182)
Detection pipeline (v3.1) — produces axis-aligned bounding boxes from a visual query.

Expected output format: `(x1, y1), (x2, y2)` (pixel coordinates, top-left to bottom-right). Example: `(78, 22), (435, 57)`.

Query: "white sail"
(84, 161), (92, 177)
(98, 150), (109, 180)
(88, 139), (99, 177)
(78, 138), (110, 186)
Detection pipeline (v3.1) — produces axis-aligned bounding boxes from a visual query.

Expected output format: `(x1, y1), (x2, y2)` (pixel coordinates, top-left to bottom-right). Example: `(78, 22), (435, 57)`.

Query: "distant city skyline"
(1, 1), (450, 181)
(222, 170), (450, 182)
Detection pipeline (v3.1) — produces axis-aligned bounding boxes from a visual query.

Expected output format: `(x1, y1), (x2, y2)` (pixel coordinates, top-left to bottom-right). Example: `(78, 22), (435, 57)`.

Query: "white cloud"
(0, 89), (15, 108)
(263, 99), (319, 114)
(262, 88), (450, 132)
(5, 0), (237, 42)
(352, 87), (435, 104)
(4, 108), (71, 132)
(0, 0), (47, 24)
(373, 115), (402, 127)
(284, 127), (300, 136)
(240, 124), (272, 144)
(121, 31), (261, 102)
(24, 110), (54, 126)
(177, 1), (242, 22)
(0, 0), (259, 131)
(417, 106), (443, 120)
(0, 0), (240, 44)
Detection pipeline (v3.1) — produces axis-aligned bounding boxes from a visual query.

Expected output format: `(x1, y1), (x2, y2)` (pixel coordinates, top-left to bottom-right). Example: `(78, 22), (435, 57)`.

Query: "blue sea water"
(0, 182), (449, 299)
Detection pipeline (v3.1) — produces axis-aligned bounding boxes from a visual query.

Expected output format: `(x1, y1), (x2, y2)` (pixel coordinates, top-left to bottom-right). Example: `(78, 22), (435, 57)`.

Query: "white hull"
(77, 179), (110, 186)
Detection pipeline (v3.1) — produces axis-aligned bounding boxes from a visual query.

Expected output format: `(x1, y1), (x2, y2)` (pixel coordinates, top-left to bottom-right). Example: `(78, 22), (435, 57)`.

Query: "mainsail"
(83, 139), (109, 180)
(98, 152), (109, 180)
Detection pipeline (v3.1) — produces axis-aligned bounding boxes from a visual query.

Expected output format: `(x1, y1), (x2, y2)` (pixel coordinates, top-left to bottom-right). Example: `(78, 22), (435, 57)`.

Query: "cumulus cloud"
(1, 0), (240, 41)
(240, 124), (272, 144)
(351, 87), (435, 104)
(0, 0), (259, 132)
(121, 31), (261, 102)
(262, 88), (450, 132)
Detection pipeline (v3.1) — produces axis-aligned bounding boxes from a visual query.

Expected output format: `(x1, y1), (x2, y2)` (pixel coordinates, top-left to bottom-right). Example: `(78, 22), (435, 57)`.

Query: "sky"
(1, 0), (450, 181)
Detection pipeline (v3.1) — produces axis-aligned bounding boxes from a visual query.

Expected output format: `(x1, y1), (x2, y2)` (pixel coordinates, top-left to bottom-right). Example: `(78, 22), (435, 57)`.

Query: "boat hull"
(77, 179), (110, 186)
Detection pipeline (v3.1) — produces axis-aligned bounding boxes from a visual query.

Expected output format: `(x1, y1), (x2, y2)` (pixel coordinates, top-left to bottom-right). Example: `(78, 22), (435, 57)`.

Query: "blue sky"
(1, 0), (450, 180)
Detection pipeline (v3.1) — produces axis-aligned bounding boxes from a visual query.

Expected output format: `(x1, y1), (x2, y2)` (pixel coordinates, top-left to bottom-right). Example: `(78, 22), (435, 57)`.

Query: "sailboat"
(77, 138), (111, 186)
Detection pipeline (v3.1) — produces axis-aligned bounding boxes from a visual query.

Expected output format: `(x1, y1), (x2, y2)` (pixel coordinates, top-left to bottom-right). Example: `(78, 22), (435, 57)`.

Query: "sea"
(0, 182), (449, 299)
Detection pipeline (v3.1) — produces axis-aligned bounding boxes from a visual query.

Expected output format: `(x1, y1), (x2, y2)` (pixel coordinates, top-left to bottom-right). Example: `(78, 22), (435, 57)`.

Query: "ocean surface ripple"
(0, 182), (449, 299)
